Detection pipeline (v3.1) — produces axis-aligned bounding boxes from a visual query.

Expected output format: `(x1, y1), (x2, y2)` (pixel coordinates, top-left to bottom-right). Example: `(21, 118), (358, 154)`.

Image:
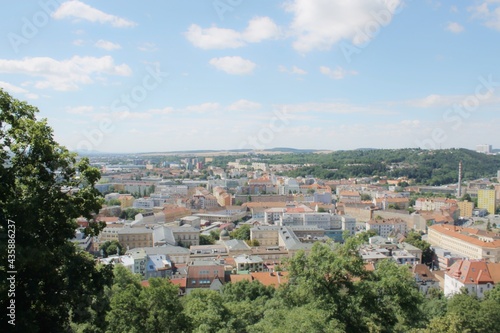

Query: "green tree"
(119, 208), (143, 220)
(221, 280), (275, 303)
(106, 266), (190, 333)
(461, 193), (472, 202)
(361, 193), (372, 201)
(199, 234), (215, 245)
(0, 89), (113, 333)
(182, 289), (229, 333)
(285, 238), (425, 333)
(248, 303), (344, 333)
(405, 230), (434, 265)
(106, 199), (121, 206)
(99, 240), (126, 257)
(230, 224), (252, 240)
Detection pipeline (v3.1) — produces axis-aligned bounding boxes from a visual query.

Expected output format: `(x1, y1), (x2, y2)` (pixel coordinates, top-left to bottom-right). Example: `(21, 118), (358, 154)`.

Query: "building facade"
(478, 189), (496, 214)
(428, 224), (500, 262)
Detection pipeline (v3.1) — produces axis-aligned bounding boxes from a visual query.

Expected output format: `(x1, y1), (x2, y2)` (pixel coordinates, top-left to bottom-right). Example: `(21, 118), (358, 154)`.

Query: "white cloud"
(94, 39), (121, 50)
(279, 65), (307, 75)
(185, 25), (244, 49)
(450, 5), (459, 13)
(242, 17), (281, 43)
(227, 99), (262, 111)
(113, 110), (151, 120)
(276, 102), (396, 116)
(209, 56), (256, 75)
(184, 16), (280, 49)
(320, 66), (358, 79)
(446, 22), (464, 33)
(185, 102), (221, 113)
(285, 0), (402, 52)
(66, 106), (94, 114)
(0, 56), (132, 91)
(138, 42), (158, 52)
(404, 92), (500, 108)
(148, 107), (174, 115)
(0, 81), (39, 99)
(468, 1), (500, 30)
(53, 0), (137, 28)
(73, 39), (85, 46)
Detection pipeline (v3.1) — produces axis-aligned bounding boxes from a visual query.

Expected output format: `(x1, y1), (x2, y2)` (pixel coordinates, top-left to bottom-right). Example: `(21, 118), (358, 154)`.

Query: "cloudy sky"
(1, 0), (500, 153)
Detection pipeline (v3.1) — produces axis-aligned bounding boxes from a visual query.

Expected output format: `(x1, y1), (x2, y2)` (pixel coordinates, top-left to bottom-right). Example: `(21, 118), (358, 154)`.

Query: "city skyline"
(1, 0), (500, 153)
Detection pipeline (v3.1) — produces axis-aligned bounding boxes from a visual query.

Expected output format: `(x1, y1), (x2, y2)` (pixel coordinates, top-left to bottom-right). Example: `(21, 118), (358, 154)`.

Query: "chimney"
(457, 161), (462, 198)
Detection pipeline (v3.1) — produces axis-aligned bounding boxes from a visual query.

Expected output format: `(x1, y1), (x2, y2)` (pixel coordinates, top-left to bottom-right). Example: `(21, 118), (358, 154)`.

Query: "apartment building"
(457, 200), (475, 218)
(428, 224), (500, 262)
(478, 189), (496, 214)
(117, 227), (154, 250)
(365, 218), (407, 238)
(99, 223), (124, 243)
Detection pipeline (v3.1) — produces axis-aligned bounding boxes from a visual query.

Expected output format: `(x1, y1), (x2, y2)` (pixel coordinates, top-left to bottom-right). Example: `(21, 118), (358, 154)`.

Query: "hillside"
(275, 148), (500, 185)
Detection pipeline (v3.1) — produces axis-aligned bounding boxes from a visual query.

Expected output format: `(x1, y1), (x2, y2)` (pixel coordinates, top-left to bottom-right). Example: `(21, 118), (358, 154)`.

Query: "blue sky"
(1, 0), (500, 153)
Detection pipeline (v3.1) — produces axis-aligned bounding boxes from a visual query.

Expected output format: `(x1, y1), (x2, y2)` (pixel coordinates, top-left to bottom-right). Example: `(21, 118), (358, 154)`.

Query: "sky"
(1, 0), (500, 153)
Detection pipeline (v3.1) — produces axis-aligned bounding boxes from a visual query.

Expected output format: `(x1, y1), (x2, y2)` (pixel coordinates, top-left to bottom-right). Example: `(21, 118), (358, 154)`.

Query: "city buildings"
(428, 225), (500, 263)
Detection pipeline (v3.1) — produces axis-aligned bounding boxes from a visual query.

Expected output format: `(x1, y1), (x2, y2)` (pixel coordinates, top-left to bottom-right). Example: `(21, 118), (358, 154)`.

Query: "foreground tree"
(284, 235), (425, 333)
(106, 266), (190, 333)
(0, 89), (112, 332)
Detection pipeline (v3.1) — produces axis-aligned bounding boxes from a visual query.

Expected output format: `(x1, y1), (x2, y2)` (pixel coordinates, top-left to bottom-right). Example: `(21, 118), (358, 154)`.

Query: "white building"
(365, 218), (407, 238)
(444, 259), (496, 298)
(133, 198), (155, 209)
(476, 144), (492, 154)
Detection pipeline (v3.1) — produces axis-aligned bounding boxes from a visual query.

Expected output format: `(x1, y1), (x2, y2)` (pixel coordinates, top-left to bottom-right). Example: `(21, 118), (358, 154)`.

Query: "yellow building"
(118, 227), (154, 250)
(457, 200), (475, 218)
(478, 189), (496, 215)
(118, 194), (135, 209)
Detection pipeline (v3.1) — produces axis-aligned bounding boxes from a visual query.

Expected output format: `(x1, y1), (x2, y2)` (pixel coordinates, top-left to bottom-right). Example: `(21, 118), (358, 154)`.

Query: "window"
(191, 280), (196, 284)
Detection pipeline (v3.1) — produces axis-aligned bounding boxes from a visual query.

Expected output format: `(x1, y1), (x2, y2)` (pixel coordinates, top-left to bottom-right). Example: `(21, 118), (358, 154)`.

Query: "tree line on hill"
(278, 149), (500, 185)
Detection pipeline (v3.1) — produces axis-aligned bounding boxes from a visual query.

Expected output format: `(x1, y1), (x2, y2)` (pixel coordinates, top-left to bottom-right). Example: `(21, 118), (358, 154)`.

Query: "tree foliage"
(99, 240), (126, 257)
(230, 224), (252, 240)
(0, 89), (113, 332)
(405, 231), (434, 265)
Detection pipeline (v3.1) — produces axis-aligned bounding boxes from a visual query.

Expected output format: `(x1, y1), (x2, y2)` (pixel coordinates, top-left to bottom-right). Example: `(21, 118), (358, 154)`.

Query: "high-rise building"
(477, 189), (496, 214)
(457, 200), (474, 218)
(476, 144), (492, 154)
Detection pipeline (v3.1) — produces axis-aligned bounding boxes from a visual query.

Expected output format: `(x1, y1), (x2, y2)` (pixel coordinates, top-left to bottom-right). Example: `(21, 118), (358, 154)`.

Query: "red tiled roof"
(170, 277), (187, 288)
(430, 225), (500, 248)
(230, 274), (252, 283)
(446, 260), (493, 285)
(250, 271), (289, 287)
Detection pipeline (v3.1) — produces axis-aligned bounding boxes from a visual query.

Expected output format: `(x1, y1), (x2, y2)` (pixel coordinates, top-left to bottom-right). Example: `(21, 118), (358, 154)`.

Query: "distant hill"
(279, 148), (500, 185)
